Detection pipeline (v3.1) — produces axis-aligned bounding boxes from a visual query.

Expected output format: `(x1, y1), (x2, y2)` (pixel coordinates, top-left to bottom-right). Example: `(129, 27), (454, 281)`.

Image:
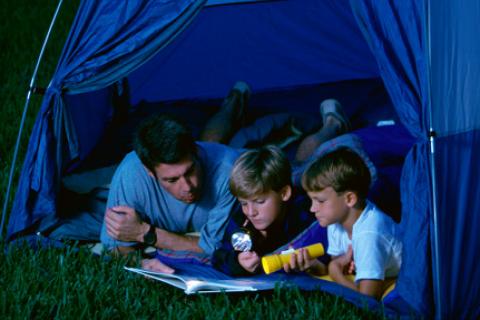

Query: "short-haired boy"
(212, 145), (325, 276)
(289, 147), (402, 299)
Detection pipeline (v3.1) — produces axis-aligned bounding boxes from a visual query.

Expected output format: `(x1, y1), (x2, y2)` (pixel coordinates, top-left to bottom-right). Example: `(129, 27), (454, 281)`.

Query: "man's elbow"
(102, 246), (136, 257)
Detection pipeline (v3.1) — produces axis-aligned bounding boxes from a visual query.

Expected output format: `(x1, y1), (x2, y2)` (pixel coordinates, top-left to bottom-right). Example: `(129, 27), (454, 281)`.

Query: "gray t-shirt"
(100, 142), (240, 255)
(327, 201), (403, 281)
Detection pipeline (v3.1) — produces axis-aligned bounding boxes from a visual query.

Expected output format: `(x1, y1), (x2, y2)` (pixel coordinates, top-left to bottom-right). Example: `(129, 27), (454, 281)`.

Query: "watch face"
(143, 228), (157, 246)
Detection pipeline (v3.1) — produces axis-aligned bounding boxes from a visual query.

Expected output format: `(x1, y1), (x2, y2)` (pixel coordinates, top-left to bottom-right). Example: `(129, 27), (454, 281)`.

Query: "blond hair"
(230, 145), (291, 198)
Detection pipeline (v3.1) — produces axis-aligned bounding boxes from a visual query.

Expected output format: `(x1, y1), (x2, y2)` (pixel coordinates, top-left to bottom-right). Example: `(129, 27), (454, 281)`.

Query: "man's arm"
(196, 184), (237, 255)
(104, 205), (203, 253)
(151, 227), (202, 252)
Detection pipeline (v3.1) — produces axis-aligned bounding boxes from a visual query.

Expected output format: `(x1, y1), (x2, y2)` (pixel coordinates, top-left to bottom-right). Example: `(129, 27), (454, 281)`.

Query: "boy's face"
(307, 187), (350, 227)
(238, 187), (291, 231)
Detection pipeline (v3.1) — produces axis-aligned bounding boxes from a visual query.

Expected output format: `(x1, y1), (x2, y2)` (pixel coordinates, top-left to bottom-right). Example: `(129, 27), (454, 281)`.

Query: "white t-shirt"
(327, 201), (402, 282)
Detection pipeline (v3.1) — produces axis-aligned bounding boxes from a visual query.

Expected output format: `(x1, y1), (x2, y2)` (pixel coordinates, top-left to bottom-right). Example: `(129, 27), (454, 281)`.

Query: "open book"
(125, 267), (275, 294)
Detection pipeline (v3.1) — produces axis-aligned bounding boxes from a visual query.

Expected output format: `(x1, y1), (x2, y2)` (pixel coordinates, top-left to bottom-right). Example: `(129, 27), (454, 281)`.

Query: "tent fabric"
(429, 1), (480, 317)
(205, 0), (273, 6)
(55, 0), (206, 95)
(396, 142), (433, 316)
(127, 0), (380, 104)
(7, 0), (206, 241)
(430, 2), (480, 136)
(350, 1), (428, 140)
(434, 130), (480, 318)
(350, 0), (432, 316)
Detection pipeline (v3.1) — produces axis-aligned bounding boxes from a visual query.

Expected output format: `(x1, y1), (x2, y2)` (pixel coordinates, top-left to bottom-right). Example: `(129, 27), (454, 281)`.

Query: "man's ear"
(144, 165), (155, 178)
(280, 185), (292, 202)
(344, 191), (358, 208)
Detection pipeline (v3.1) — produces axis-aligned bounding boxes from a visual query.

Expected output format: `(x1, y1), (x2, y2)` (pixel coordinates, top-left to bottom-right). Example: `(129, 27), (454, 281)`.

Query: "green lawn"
(0, 1), (384, 318)
(1, 244), (383, 319)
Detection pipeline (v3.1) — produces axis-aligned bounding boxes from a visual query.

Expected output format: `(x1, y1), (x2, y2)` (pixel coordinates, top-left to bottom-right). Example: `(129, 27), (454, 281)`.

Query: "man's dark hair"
(133, 114), (196, 172)
(302, 147), (371, 199)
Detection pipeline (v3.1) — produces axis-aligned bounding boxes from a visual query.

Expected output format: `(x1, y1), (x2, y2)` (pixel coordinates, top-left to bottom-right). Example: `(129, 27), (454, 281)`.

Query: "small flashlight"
(231, 229), (253, 252)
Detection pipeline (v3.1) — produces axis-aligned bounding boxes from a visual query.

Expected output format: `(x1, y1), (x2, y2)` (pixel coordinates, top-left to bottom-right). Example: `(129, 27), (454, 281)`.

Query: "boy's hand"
(238, 251), (261, 273)
(337, 245), (354, 273)
(346, 260), (356, 275)
(283, 248), (325, 274)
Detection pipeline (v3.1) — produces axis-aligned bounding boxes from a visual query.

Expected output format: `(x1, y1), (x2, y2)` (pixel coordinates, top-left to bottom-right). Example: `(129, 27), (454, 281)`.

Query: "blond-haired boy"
(212, 145), (325, 275)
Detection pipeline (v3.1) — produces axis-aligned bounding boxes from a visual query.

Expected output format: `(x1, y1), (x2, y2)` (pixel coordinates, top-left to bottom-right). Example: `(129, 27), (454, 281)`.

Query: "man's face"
(238, 187), (291, 231)
(307, 187), (349, 227)
(153, 155), (202, 204)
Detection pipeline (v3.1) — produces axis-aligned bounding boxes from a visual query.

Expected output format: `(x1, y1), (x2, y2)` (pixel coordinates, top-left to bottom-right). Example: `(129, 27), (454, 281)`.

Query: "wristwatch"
(143, 224), (157, 246)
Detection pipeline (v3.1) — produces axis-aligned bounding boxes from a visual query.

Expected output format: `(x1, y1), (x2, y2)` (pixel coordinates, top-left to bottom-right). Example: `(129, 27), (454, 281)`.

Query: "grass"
(0, 1), (385, 319)
(0, 243), (382, 319)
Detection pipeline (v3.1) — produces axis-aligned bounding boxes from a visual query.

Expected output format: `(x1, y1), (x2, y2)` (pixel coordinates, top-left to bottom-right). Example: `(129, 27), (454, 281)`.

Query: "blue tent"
(3, 0), (480, 317)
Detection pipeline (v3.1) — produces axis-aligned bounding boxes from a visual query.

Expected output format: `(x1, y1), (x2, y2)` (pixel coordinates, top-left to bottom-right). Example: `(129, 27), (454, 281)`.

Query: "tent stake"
(0, 0), (65, 240)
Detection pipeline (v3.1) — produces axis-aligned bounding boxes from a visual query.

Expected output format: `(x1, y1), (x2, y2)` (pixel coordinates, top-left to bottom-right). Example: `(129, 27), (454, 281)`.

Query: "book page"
(125, 267), (189, 291)
(184, 279), (258, 294)
(125, 267), (273, 294)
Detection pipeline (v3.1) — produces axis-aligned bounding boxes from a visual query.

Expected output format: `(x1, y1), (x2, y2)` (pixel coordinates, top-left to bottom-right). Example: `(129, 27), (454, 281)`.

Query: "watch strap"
(143, 224), (157, 246)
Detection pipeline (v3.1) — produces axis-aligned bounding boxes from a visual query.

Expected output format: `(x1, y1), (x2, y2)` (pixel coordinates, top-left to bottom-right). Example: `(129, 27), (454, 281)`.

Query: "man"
(101, 113), (241, 266)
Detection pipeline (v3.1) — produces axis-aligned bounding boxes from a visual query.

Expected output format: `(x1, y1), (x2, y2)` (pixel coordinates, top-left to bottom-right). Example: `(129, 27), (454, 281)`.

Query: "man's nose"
(181, 176), (193, 191)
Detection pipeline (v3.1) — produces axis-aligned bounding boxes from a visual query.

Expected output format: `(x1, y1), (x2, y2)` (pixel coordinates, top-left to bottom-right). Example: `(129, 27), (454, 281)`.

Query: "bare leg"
(200, 81), (250, 144)
(295, 99), (350, 162)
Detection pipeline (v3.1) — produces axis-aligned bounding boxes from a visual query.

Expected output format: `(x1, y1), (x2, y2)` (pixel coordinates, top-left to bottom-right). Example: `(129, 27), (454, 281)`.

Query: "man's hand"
(105, 205), (202, 252)
(283, 248), (326, 274)
(238, 251), (261, 273)
(105, 205), (149, 242)
(141, 258), (175, 274)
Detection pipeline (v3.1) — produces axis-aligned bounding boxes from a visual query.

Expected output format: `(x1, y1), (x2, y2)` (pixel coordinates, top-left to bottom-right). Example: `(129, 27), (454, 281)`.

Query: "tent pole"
(0, 0), (65, 240)
(425, 0), (442, 318)
(429, 130), (442, 319)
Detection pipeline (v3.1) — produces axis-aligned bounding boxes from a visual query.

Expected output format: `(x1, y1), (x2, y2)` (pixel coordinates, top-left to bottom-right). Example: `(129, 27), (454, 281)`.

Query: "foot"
(200, 81), (251, 143)
(294, 99), (350, 162)
(231, 81), (251, 99)
(319, 99), (350, 133)
(225, 81), (251, 125)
